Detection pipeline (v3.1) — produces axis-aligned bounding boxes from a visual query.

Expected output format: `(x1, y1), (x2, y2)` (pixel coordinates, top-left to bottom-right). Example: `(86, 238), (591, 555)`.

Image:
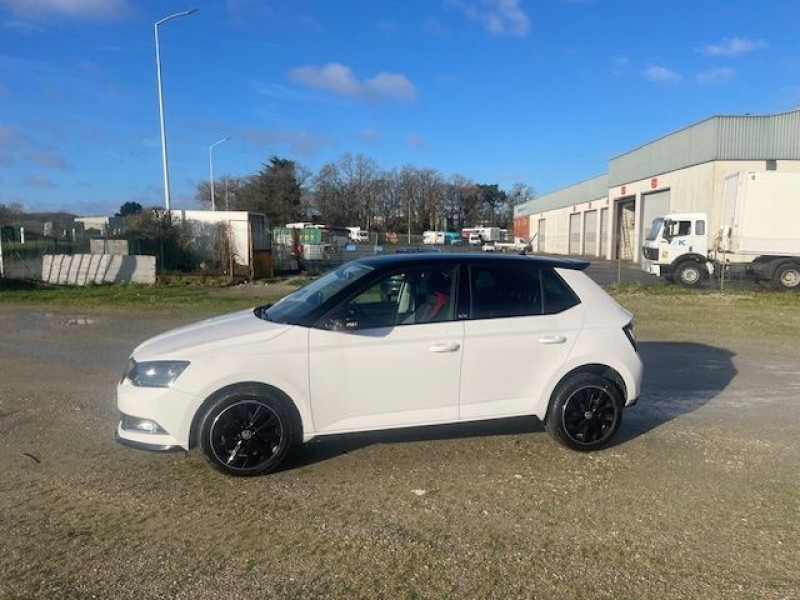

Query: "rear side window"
(542, 269), (580, 314)
(470, 264), (542, 319)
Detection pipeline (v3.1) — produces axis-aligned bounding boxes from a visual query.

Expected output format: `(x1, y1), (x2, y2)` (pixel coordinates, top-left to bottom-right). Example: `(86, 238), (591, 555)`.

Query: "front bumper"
(115, 426), (182, 452)
(116, 381), (198, 450)
(641, 259), (663, 276)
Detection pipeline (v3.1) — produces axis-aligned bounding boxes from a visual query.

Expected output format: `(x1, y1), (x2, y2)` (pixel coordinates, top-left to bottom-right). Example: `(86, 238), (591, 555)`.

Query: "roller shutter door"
(599, 208), (609, 257)
(569, 213), (581, 255)
(584, 210), (598, 256)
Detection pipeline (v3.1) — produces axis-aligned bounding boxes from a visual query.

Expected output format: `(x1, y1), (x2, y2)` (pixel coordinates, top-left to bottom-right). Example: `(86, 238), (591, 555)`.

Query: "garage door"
(584, 210), (598, 256)
(537, 219), (546, 253)
(569, 213), (581, 255)
(599, 208), (609, 257)
(639, 190), (671, 260)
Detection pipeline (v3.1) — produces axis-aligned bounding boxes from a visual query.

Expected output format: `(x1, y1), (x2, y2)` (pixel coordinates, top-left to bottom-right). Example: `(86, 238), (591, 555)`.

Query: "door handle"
(429, 342), (461, 353)
(538, 335), (566, 345)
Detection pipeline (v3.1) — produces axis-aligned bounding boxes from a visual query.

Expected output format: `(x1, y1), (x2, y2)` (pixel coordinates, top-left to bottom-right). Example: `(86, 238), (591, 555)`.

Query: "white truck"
(641, 171), (800, 290)
(465, 227), (503, 245)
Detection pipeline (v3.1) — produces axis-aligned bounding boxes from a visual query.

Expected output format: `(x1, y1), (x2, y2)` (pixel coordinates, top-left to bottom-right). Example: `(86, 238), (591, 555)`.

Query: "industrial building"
(513, 109), (800, 263)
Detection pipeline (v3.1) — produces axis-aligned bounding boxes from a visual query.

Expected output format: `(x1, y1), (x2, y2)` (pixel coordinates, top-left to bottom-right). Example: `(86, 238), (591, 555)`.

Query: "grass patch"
(0, 279), (289, 313)
(608, 284), (800, 348)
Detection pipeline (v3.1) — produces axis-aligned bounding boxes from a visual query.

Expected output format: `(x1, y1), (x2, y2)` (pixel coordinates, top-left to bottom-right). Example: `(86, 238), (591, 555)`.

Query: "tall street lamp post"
(155, 9), (197, 212)
(209, 136), (230, 211)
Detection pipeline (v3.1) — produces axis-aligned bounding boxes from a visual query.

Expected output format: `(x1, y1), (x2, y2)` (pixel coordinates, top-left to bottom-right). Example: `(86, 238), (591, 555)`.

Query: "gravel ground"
(0, 292), (798, 599)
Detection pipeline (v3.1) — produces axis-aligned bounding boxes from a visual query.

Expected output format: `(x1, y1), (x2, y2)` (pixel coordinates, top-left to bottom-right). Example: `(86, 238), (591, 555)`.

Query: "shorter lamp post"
(209, 136), (230, 211)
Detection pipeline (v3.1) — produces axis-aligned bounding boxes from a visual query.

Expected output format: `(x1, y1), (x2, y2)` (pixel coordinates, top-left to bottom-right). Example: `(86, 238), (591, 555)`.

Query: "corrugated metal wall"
(513, 109), (800, 219)
(609, 110), (800, 186)
(515, 174), (608, 217)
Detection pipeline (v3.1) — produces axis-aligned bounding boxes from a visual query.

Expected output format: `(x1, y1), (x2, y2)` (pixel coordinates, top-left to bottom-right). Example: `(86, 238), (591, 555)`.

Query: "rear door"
(459, 263), (583, 420)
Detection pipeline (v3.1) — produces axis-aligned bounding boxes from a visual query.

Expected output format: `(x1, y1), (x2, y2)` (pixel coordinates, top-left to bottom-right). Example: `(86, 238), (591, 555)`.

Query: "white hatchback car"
(116, 254), (642, 476)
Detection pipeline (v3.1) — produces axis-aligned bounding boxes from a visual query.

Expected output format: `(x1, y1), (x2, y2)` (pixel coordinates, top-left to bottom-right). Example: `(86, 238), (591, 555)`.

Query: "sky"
(0, 0), (799, 216)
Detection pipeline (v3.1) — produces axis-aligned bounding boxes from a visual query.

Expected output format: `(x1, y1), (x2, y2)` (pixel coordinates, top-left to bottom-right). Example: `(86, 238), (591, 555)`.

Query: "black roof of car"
(354, 252), (590, 271)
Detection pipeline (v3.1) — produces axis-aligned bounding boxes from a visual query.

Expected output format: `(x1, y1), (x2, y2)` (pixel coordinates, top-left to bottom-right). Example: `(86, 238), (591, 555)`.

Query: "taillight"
(623, 321), (637, 351)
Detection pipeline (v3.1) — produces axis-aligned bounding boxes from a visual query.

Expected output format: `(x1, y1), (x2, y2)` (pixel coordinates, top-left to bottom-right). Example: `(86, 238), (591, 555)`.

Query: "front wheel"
(545, 373), (623, 451)
(198, 387), (294, 476)
(675, 261), (705, 288)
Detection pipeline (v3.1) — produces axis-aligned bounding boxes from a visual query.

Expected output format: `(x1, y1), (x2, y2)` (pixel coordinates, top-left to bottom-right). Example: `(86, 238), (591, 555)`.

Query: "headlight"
(127, 360), (190, 388)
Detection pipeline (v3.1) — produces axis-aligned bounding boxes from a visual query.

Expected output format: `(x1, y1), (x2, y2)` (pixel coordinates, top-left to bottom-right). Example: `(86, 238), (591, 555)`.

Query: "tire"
(772, 261), (800, 291)
(545, 373), (623, 451)
(198, 386), (295, 476)
(675, 261), (705, 288)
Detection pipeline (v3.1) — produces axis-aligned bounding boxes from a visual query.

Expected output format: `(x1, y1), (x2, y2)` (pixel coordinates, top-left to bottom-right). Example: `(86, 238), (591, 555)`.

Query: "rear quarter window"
(542, 269), (580, 314)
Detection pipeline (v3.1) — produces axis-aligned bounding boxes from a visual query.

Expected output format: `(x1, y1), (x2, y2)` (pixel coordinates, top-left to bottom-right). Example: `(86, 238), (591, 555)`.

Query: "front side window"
(666, 220), (692, 237)
(470, 264), (542, 319)
(264, 262), (373, 324)
(324, 266), (457, 330)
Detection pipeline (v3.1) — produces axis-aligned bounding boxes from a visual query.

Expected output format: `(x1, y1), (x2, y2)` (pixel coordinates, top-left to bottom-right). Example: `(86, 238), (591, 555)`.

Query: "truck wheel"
(675, 261), (705, 288)
(773, 262), (800, 291)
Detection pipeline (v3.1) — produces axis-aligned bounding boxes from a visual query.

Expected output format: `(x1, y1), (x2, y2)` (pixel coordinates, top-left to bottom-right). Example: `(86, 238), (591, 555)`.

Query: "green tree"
(116, 201), (142, 217)
(0, 202), (23, 225)
(255, 157), (305, 225)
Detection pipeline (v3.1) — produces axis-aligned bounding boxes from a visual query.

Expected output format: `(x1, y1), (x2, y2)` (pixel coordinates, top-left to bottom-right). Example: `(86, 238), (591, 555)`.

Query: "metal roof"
(608, 109), (800, 186)
(515, 109), (800, 216)
(514, 174), (608, 218)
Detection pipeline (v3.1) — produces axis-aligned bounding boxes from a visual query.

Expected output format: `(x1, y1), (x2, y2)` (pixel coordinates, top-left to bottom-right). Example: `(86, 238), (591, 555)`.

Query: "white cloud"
(359, 128), (382, 142)
(406, 133), (426, 150)
(696, 67), (736, 85)
(644, 65), (682, 85)
(446, 0), (530, 37)
(237, 127), (335, 158)
(0, 0), (129, 20)
(28, 151), (72, 169)
(697, 37), (767, 57)
(290, 63), (417, 102)
(23, 174), (57, 188)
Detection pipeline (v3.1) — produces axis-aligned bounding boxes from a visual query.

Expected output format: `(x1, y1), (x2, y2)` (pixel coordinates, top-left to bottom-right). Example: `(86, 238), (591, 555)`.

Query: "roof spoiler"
(553, 258), (590, 271)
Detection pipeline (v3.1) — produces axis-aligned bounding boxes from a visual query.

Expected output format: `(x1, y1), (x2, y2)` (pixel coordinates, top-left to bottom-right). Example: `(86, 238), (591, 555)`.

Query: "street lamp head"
(156, 9), (199, 26)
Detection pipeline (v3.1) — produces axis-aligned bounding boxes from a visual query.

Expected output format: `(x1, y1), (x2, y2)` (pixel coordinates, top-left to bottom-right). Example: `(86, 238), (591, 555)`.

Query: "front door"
(309, 266), (463, 434)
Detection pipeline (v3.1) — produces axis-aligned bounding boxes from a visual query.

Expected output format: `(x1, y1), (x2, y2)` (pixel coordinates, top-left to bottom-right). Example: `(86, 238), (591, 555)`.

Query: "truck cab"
(641, 212), (711, 286)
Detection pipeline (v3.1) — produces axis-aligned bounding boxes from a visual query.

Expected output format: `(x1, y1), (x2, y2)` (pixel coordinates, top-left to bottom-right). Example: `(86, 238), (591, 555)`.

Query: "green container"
(299, 229), (322, 244)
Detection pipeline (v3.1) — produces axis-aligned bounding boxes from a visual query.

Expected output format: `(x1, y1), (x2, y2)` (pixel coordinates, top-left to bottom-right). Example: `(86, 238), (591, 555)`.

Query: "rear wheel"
(675, 261), (705, 288)
(545, 373), (623, 451)
(772, 261), (800, 291)
(198, 387), (294, 476)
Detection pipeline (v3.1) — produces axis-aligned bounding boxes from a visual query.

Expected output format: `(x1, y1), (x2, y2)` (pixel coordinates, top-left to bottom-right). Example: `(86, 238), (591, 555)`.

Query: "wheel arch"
(188, 381), (304, 449)
(670, 253), (708, 269)
(542, 363), (627, 425)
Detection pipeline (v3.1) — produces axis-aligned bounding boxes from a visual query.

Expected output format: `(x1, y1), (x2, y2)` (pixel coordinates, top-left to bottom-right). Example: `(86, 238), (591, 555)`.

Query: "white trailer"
(641, 171), (800, 290)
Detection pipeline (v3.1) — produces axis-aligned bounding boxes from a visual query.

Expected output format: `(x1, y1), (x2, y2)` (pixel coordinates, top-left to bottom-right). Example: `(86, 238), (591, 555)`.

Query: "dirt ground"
(0, 293), (798, 599)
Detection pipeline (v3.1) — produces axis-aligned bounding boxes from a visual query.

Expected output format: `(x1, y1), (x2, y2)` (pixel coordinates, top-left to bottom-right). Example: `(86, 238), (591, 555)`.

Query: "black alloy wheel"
(560, 386), (619, 447)
(199, 390), (293, 476)
(546, 373), (623, 451)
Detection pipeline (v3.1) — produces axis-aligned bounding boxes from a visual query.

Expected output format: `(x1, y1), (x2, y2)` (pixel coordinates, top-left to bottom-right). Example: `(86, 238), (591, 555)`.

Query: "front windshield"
(645, 217), (664, 242)
(262, 262), (374, 324)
